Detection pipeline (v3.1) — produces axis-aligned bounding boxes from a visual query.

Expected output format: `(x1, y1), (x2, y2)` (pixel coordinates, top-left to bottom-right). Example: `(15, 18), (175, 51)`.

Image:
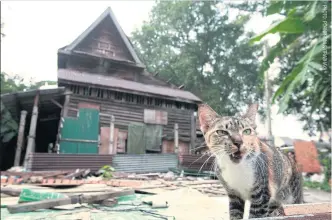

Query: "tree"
(1, 72), (57, 94)
(131, 1), (265, 116)
(250, 0), (331, 134)
(1, 100), (18, 143)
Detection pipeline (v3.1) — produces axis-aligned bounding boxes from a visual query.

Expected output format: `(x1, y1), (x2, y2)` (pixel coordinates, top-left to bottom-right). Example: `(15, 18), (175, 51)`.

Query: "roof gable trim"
(64, 7), (143, 67)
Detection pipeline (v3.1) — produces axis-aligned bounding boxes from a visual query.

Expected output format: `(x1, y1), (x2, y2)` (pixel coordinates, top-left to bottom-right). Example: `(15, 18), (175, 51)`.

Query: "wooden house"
(57, 7), (202, 156)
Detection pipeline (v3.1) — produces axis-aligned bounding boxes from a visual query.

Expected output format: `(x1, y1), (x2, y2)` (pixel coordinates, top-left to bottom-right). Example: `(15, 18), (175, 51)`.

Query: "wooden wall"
(76, 17), (134, 62)
(67, 94), (194, 140)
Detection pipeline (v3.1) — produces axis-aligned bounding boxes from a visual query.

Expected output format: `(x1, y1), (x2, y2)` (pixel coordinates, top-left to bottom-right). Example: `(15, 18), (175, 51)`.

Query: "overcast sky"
(1, 1), (314, 141)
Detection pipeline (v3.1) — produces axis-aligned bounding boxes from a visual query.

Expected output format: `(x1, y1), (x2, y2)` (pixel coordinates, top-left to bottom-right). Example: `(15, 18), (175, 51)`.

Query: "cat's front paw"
(269, 206), (285, 217)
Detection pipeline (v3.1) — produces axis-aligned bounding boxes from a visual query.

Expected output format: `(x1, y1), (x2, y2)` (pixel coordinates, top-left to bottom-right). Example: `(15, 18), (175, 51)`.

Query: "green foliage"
(0, 101), (18, 143)
(303, 180), (331, 192)
(131, 1), (265, 116)
(250, 0), (331, 133)
(100, 165), (115, 179)
(1, 72), (28, 94)
(321, 155), (331, 184)
(1, 72), (57, 94)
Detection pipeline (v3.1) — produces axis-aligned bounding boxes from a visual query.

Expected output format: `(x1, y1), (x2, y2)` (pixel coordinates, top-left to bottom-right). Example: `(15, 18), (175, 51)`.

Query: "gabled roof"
(59, 7), (143, 67)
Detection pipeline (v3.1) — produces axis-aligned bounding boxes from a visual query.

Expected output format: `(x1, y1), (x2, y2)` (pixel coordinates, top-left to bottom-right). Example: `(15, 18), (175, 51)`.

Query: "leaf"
(266, 1), (284, 15)
(297, 41), (323, 64)
(304, 0), (318, 21)
(2, 131), (16, 142)
(320, 88), (328, 102)
(308, 61), (323, 71)
(273, 63), (303, 103)
(250, 17), (306, 44)
(275, 43), (320, 113)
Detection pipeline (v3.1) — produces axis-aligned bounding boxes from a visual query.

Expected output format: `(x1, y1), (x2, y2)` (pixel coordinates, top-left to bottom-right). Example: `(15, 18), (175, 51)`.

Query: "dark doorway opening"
(35, 109), (62, 153)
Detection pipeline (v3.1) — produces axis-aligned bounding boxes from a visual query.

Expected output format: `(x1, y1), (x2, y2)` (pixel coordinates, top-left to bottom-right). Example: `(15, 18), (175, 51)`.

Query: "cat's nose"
(231, 135), (243, 148)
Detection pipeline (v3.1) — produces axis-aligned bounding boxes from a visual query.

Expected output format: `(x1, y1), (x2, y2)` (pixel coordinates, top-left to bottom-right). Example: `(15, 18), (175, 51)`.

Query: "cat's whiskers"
(188, 151), (210, 169)
(198, 152), (216, 173)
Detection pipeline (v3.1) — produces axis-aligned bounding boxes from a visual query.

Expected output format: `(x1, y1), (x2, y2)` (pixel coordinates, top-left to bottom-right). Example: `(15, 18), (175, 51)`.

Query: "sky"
(1, 1), (315, 141)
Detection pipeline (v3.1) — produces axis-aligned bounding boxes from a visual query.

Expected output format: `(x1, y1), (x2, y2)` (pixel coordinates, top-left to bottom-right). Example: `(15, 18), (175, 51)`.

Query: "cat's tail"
(291, 167), (304, 204)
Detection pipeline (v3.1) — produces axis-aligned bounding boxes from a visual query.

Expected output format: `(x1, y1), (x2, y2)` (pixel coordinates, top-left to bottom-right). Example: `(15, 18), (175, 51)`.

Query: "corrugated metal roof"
(1, 87), (67, 121)
(29, 153), (113, 171)
(112, 154), (178, 173)
(58, 69), (202, 103)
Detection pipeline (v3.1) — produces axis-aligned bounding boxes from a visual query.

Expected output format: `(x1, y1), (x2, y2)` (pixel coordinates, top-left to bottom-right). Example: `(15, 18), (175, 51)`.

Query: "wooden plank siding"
(67, 94), (194, 140)
(76, 17), (134, 62)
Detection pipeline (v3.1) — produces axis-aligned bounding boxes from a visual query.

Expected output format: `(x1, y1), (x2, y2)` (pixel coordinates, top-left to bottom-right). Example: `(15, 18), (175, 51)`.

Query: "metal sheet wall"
(112, 154), (178, 173)
(29, 153), (113, 171)
(179, 154), (215, 172)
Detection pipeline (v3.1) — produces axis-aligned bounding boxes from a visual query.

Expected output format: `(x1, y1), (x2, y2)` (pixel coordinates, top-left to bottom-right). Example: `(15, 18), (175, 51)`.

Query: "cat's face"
(198, 103), (259, 164)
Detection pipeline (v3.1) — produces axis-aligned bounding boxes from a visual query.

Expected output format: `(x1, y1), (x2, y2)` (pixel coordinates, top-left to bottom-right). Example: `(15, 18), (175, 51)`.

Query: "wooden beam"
(50, 99), (63, 109)
(23, 91), (40, 169)
(174, 123), (179, 154)
(63, 169), (87, 179)
(7, 190), (134, 214)
(109, 115), (115, 154)
(190, 112), (196, 152)
(55, 89), (70, 152)
(62, 90), (71, 117)
(14, 110), (28, 166)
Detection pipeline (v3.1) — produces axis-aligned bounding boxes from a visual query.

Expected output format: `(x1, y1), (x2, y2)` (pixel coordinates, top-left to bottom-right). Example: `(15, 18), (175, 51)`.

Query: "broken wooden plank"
(1, 187), (22, 197)
(63, 169), (87, 179)
(196, 188), (225, 195)
(7, 189), (134, 213)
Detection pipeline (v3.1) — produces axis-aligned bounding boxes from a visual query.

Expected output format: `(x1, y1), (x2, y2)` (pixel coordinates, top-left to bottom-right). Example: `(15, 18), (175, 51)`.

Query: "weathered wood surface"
(67, 95), (194, 139)
(1, 187), (21, 197)
(7, 190), (134, 213)
(63, 169), (87, 179)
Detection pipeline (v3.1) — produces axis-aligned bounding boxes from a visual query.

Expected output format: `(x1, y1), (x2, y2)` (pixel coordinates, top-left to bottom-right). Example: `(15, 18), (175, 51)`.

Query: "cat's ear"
(198, 104), (218, 134)
(244, 103), (258, 124)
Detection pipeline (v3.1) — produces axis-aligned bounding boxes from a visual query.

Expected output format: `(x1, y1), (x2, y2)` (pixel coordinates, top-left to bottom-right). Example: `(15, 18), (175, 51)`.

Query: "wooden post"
(23, 91), (40, 169)
(263, 40), (274, 147)
(62, 90), (71, 117)
(109, 115), (115, 154)
(14, 110), (27, 166)
(190, 112), (196, 152)
(55, 91), (71, 153)
(174, 123), (179, 154)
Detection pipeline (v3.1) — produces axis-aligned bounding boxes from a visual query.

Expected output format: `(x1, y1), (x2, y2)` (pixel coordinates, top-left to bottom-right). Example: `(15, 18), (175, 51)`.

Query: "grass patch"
(303, 180), (331, 192)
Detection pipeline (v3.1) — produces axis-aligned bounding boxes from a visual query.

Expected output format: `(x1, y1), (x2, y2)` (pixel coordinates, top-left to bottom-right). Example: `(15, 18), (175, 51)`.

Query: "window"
(147, 97), (153, 105)
(165, 100), (174, 108)
(115, 91), (123, 100)
(125, 94), (134, 102)
(175, 101), (182, 109)
(136, 95), (145, 104)
(155, 98), (164, 107)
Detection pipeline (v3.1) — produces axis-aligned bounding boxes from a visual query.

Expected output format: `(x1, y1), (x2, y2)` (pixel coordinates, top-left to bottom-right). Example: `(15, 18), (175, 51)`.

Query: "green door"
(59, 108), (99, 154)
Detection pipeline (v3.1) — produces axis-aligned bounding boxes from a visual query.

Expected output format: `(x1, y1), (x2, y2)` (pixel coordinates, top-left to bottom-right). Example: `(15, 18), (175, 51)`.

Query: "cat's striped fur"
(198, 103), (303, 219)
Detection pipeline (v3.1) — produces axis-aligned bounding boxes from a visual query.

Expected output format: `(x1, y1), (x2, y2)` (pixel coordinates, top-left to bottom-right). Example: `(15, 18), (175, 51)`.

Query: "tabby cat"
(198, 103), (303, 219)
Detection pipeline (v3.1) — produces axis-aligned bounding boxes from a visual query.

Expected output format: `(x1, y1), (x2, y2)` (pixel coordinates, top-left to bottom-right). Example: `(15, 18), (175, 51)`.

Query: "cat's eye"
(243, 129), (252, 135)
(216, 130), (228, 135)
